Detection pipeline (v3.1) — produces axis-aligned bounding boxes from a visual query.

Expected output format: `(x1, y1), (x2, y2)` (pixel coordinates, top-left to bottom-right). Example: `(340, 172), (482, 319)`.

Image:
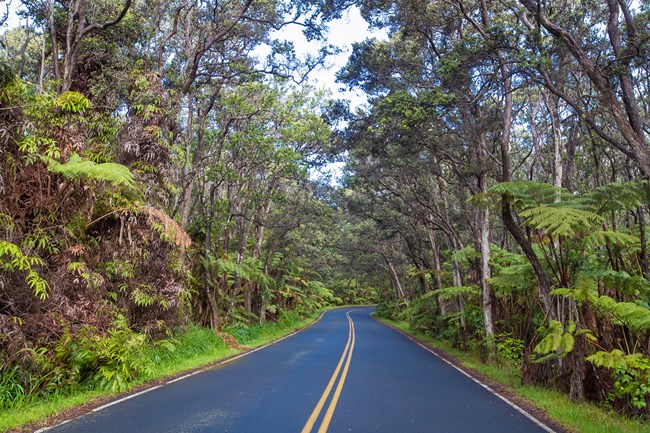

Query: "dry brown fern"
(141, 205), (191, 249)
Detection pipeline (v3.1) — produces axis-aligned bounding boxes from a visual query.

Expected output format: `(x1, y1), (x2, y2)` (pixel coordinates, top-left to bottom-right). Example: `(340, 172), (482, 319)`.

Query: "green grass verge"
(376, 316), (650, 433)
(0, 310), (323, 433)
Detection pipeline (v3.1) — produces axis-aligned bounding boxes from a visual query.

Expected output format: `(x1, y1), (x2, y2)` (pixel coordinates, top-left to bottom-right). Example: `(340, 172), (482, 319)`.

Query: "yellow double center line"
(300, 311), (356, 433)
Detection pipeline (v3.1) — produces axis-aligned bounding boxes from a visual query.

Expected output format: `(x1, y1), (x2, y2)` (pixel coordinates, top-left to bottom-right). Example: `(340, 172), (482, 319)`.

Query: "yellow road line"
(317, 313), (355, 433)
(300, 311), (356, 433)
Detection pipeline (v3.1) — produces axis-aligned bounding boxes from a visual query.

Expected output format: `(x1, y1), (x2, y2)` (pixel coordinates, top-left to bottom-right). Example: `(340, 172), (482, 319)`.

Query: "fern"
(0, 241), (49, 299)
(488, 245), (536, 295)
(593, 296), (650, 332)
(488, 181), (572, 209)
(450, 245), (481, 263)
(584, 230), (640, 251)
(43, 153), (135, 188)
(586, 349), (650, 409)
(141, 206), (191, 248)
(578, 269), (649, 297)
(533, 320), (595, 363)
(578, 180), (649, 214)
(519, 206), (603, 237)
(432, 285), (479, 300)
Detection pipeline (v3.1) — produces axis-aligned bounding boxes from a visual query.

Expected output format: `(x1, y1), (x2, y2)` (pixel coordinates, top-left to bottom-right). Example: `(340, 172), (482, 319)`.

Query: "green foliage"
(578, 181), (649, 214)
(142, 323), (228, 368)
(431, 285), (479, 301)
(56, 316), (151, 393)
(0, 241), (49, 299)
(519, 206), (603, 238)
(488, 245), (537, 295)
(0, 366), (28, 409)
(54, 92), (91, 114)
(488, 181), (572, 209)
(587, 350), (650, 410)
(493, 333), (525, 366)
(43, 153), (135, 189)
(553, 288), (650, 333)
(533, 320), (594, 363)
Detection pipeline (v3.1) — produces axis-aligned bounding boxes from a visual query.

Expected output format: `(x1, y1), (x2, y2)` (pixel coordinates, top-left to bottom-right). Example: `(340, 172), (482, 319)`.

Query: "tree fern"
(141, 206), (191, 249)
(578, 269), (649, 297)
(518, 206), (603, 237)
(556, 287), (650, 332)
(584, 230), (640, 251)
(432, 285), (479, 300)
(577, 180), (649, 214)
(592, 296), (650, 332)
(43, 153), (135, 188)
(488, 181), (573, 210)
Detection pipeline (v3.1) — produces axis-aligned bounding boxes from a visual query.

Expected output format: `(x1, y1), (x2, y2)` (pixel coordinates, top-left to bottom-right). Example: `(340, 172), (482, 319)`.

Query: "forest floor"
(375, 316), (650, 433)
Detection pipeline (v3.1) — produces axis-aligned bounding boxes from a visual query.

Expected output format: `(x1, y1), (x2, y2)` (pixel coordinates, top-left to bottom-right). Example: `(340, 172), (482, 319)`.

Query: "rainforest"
(2, 1), (650, 432)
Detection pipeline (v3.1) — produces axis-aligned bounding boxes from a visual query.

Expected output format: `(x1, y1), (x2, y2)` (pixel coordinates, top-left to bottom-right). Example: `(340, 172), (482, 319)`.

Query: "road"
(42, 307), (558, 433)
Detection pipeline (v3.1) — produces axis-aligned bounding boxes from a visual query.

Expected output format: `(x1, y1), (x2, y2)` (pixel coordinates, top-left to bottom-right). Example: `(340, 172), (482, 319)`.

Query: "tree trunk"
(478, 130), (495, 341)
(179, 95), (195, 229)
(386, 259), (407, 301)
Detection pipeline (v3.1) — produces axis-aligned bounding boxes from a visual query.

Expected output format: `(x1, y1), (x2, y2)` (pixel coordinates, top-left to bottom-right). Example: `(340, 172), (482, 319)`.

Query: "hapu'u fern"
(488, 181), (573, 209)
(141, 206), (191, 249)
(553, 287), (650, 332)
(42, 153), (135, 188)
(593, 296), (650, 332)
(584, 230), (641, 251)
(577, 269), (650, 296)
(577, 180), (649, 213)
(518, 206), (603, 237)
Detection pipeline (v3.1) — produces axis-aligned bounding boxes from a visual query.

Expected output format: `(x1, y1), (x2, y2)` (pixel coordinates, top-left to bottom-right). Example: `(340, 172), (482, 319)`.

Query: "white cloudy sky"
(260, 6), (387, 109)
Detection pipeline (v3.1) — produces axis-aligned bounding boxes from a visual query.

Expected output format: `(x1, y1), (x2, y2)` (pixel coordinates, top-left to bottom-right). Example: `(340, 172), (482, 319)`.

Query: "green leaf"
(43, 153), (135, 188)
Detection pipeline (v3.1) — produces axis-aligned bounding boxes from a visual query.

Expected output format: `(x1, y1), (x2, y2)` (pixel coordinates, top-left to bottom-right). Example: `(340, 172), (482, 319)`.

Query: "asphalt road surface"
(41, 307), (558, 433)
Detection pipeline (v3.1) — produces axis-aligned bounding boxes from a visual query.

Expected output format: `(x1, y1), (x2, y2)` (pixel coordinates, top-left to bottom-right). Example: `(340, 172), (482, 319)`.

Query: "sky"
(260, 6), (386, 109)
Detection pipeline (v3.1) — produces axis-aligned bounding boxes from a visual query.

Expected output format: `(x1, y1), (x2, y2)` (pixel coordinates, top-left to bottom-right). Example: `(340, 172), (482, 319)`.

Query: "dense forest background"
(3, 0), (650, 421)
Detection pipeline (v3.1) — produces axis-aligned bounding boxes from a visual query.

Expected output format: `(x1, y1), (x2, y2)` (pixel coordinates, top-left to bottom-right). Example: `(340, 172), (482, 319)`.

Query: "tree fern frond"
(584, 230), (641, 250)
(43, 153), (135, 188)
(519, 206), (603, 237)
(141, 206), (191, 249)
(582, 180), (649, 213)
(488, 181), (572, 209)
(585, 269), (649, 296)
(593, 296), (650, 332)
(433, 285), (479, 300)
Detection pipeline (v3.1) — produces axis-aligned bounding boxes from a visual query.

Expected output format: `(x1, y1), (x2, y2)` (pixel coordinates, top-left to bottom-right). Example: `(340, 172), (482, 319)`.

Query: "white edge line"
(383, 323), (557, 433)
(92, 386), (163, 412)
(36, 310), (330, 429)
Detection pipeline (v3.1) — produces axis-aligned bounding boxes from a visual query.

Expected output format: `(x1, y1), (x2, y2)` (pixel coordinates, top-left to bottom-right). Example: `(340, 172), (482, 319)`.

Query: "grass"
(0, 310), (322, 433)
(376, 316), (650, 433)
